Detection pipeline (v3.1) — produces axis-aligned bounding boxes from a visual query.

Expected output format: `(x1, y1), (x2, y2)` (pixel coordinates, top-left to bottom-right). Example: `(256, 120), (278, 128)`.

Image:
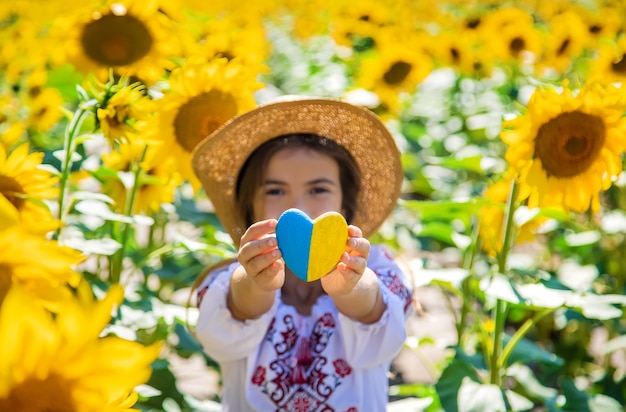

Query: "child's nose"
(291, 197), (310, 215)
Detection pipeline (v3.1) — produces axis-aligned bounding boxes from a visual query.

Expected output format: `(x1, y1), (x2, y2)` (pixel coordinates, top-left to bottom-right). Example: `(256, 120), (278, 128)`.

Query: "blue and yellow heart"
(276, 208), (348, 282)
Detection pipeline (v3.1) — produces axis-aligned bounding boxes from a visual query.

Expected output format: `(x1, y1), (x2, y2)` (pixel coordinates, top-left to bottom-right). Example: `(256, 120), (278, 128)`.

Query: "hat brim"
(191, 98), (403, 245)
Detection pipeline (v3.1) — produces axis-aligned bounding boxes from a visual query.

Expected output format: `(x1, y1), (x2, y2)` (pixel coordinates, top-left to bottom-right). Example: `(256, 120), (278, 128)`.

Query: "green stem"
(498, 307), (555, 369)
(458, 217), (480, 346)
(490, 299), (508, 385)
(497, 180), (519, 274)
(489, 179), (519, 386)
(110, 145), (148, 284)
(55, 108), (89, 239)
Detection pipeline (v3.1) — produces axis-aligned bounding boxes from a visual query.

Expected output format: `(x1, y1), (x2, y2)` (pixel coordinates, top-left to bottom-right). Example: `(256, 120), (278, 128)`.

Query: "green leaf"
(556, 260), (599, 292)
(503, 336), (564, 369)
(507, 364), (559, 401)
(71, 191), (116, 204)
(45, 64), (84, 101)
(140, 359), (187, 409)
(604, 335), (626, 355)
(435, 357), (481, 412)
(63, 236), (121, 256)
(482, 275), (626, 320)
(162, 398), (182, 412)
(418, 221), (461, 245)
(439, 155), (484, 174)
(422, 268), (470, 289)
(457, 378), (534, 412)
(561, 378), (623, 412)
(401, 199), (484, 226)
(565, 294), (626, 320)
(136, 384), (162, 398)
(173, 321), (203, 358)
(482, 275), (569, 308)
(183, 395), (223, 412)
(73, 199), (133, 223)
(564, 230), (601, 247)
(387, 396), (435, 412)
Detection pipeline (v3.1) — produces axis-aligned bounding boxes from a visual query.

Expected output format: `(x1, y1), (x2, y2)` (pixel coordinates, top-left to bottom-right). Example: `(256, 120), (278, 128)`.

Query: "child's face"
(253, 147), (343, 221)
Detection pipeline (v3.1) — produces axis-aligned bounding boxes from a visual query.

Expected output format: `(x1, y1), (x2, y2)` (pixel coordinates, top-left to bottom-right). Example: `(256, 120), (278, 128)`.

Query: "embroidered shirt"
(195, 245), (413, 411)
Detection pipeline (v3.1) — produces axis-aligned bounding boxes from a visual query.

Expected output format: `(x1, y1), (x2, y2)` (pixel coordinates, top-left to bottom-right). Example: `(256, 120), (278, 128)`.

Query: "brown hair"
(235, 133), (362, 227)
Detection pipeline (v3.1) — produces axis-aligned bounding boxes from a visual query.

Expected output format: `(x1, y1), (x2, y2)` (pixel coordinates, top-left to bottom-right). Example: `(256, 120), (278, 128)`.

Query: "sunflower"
(24, 87), (65, 134)
(0, 88), (26, 149)
(329, 0), (398, 48)
(426, 8), (498, 77)
(353, 27), (433, 113)
(536, 10), (591, 75)
(570, 3), (623, 46)
(156, 56), (262, 190)
(0, 143), (60, 234)
(180, 14), (270, 72)
(282, 0), (332, 40)
(0, 223), (83, 307)
(480, 7), (543, 68)
(501, 80), (626, 213)
(96, 80), (154, 144)
(0, 283), (161, 411)
(99, 138), (181, 215)
(51, 0), (180, 85)
(587, 36), (626, 85)
(426, 28), (493, 78)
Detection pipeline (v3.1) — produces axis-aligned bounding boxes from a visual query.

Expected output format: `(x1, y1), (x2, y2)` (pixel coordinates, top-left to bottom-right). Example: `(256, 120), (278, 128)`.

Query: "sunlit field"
(1, 0), (626, 410)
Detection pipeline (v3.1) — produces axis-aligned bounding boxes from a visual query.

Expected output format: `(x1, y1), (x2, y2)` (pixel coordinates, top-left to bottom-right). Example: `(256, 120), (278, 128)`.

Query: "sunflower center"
(81, 14), (153, 67)
(588, 24), (602, 35)
(383, 61), (412, 85)
(611, 55), (626, 74)
(466, 18), (481, 29)
(534, 111), (605, 178)
(557, 38), (571, 56)
(0, 375), (76, 412)
(450, 47), (460, 63)
(0, 176), (25, 210)
(173, 91), (238, 152)
(509, 37), (525, 56)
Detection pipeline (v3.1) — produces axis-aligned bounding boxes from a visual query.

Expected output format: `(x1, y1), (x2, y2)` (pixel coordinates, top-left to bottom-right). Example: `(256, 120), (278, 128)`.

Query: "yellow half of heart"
(308, 212), (348, 281)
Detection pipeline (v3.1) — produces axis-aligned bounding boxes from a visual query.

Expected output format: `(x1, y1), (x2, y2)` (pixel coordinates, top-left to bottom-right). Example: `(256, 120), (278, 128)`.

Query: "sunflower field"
(2, 0), (626, 410)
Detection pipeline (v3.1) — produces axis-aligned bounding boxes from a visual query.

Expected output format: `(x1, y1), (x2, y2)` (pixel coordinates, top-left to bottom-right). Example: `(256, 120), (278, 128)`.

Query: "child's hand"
(237, 219), (285, 292)
(321, 225), (370, 296)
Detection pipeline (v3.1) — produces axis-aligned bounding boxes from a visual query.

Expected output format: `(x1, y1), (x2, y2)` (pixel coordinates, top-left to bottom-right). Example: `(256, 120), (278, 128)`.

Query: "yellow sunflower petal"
(503, 80), (626, 213)
(0, 284), (161, 411)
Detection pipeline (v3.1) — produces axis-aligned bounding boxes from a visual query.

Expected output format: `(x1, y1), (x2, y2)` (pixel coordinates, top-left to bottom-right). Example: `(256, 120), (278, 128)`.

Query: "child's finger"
(238, 236), (278, 265)
(247, 247), (282, 277)
(346, 237), (370, 258)
(347, 225), (363, 238)
(340, 252), (367, 275)
(240, 219), (277, 243)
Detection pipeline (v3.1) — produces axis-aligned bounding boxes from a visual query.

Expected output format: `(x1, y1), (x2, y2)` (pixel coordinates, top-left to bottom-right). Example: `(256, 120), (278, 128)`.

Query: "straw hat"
(191, 97), (403, 245)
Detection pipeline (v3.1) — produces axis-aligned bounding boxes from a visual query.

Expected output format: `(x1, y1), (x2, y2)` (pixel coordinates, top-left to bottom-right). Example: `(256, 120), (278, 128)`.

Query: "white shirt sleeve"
(337, 245), (414, 369)
(194, 262), (279, 363)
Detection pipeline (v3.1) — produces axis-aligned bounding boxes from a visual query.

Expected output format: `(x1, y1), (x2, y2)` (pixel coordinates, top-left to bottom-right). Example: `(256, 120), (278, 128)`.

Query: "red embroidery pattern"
(252, 366), (266, 385)
(197, 285), (208, 306)
(333, 359), (352, 378)
(251, 311), (357, 411)
(378, 268), (413, 313)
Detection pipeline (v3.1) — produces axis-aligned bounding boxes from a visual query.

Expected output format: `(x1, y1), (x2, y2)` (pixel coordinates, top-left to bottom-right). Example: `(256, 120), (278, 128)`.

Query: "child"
(191, 97), (413, 411)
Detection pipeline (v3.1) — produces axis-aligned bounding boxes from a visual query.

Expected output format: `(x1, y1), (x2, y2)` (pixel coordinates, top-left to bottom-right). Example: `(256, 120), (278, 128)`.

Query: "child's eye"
(311, 186), (330, 195)
(265, 187), (284, 196)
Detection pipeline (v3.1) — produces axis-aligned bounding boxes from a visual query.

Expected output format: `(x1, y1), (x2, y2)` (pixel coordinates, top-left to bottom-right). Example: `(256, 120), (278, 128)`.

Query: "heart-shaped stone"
(276, 208), (348, 282)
